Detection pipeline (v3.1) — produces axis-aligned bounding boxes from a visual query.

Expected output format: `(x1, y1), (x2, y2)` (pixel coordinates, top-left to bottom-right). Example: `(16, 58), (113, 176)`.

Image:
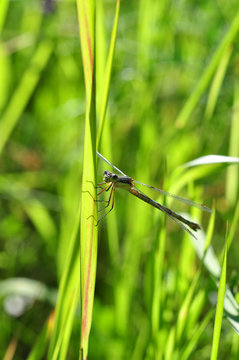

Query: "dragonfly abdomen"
(129, 188), (200, 232)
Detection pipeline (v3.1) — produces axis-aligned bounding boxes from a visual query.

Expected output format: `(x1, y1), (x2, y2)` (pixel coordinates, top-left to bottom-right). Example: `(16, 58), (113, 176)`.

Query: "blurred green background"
(1, 0), (239, 359)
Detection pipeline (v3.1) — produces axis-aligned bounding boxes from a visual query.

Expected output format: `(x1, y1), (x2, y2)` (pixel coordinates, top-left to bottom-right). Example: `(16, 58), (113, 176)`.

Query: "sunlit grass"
(0, 1), (239, 359)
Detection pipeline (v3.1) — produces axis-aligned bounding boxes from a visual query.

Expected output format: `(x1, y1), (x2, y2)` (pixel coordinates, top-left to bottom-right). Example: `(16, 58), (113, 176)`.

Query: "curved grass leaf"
(226, 83), (239, 205)
(183, 155), (239, 167)
(189, 224), (239, 335)
(96, 0), (120, 149)
(205, 46), (232, 121)
(95, 0), (120, 266)
(47, 0), (97, 357)
(76, 0), (97, 358)
(0, 0), (9, 34)
(27, 312), (54, 360)
(210, 235), (227, 360)
(176, 10), (239, 128)
(181, 310), (213, 360)
(0, 40), (53, 154)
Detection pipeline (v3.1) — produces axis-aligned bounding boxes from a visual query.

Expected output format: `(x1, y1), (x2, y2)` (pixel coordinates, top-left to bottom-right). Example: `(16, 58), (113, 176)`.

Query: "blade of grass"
(46, 9), (97, 352)
(227, 199), (239, 250)
(47, 216), (81, 359)
(181, 310), (213, 360)
(205, 45), (232, 121)
(3, 337), (18, 360)
(76, 0), (97, 358)
(0, 42), (11, 112)
(190, 226), (239, 335)
(186, 290), (207, 335)
(96, 0), (120, 149)
(0, 39), (53, 154)
(22, 200), (57, 242)
(27, 311), (54, 360)
(176, 10), (239, 128)
(151, 222), (166, 338)
(165, 327), (176, 360)
(176, 271), (200, 343)
(168, 165), (218, 206)
(170, 154), (239, 198)
(96, 0), (120, 265)
(204, 203), (215, 252)
(210, 228), (228, 360)
(0, 0), (9, 34)
(183, 155), (239, 167)
(226, 81), (239, 205)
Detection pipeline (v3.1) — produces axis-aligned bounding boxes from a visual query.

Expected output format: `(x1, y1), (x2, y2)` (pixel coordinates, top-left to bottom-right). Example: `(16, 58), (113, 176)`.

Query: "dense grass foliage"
(1, 0), (239, 359)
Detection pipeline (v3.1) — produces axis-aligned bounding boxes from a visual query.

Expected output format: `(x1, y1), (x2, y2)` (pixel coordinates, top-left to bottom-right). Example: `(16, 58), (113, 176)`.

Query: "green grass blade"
(95, 1), (120, 266)
(181, 310), (213, 360)
(0, 41), (11, 112)
(176, 10), (239, 128)
(151, 225), (166, 337)
(0, 40), (53, 154)
(226, 81), (239, 205)
(210, 232), (228, 360)
(22, 200), (57, 242)
(176, 271), (200, 343)
(96, 0), (120, 149)
(183, 155), (239, 167)
(0, 0), (9, 34)
(205, 45), (232, 121)
(76, 0), (97, 358)
(204, 204), (215, 252)
(27, 312), (54, 360)
(165, 327), (176, 360)
(190, 226), (239, 335)
(47, 218), (81, 359)
(227, 199), (239, 250)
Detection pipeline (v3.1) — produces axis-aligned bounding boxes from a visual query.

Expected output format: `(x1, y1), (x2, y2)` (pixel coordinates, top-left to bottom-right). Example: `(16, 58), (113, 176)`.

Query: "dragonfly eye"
(103, 170), (113, 182)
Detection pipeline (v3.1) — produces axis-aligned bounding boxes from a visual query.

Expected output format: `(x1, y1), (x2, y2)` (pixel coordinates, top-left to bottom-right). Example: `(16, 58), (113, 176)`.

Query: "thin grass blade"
(226, 82), (239, 205)
(176, 10), (239, 128)
(0, 0), (9, 34)
(183, 155), (239, 167)
(0, 40), (53, 154)
(96, 0), (120, 149)
(205, 46), (232, 121)
(190, 226), (239, 335)
(210, 231), (228, 360)
(77, 0), (98, 358)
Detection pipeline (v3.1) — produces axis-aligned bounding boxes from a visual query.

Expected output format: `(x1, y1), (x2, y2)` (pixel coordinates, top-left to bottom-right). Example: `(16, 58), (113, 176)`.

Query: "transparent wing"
(133, 180), (212, 213)
(132, 184), (198, 239)
(97, 151), (212, 214)
(160, 208), (198, 239)
(97, 151), (126, 176)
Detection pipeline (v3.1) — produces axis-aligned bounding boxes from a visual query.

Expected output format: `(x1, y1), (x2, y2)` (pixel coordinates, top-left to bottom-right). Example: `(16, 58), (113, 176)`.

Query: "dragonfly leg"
(87, 180), (111, 191)
(97, 183), (112, 196)
(97, 187), (115, 224)
(96, 181), (108, 190)
(97, 186), (114, 212)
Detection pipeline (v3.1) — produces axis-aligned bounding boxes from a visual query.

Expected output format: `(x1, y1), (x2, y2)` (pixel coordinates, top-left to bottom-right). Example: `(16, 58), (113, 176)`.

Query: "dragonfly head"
(103, 170), (118, 183)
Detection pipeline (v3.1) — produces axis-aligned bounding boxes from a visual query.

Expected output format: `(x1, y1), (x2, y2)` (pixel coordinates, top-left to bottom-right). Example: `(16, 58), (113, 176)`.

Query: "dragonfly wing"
(161, 209), (198, 239)
(133, 180), (212, 213)
(132, 184), (198, 239)
(97, 151), (127, 176)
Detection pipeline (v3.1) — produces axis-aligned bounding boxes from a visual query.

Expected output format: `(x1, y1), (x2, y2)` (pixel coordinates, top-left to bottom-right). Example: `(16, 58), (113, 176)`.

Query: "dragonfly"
(96, 151), (212, 238)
